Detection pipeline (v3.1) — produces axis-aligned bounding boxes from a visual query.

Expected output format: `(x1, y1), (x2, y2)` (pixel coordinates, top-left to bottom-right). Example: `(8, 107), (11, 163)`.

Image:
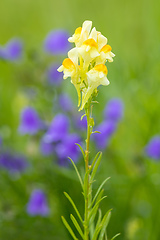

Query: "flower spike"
(58, 20), (115, 110)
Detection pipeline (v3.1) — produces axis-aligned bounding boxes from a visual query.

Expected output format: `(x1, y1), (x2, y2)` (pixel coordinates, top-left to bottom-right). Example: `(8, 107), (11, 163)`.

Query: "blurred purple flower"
(47, 63), (63, 85)
(92, 120), (117, 149)
(0, 137), (2, 147)
(5, 39), (23, 61)
(44, 29), (71, 55)
(40, 137), (55, 156)
(0, 46), (6, 59)
(145, 136), (160, 160)
(0, 152), (28, 174)
(55, 133), (81, 166)
(59, 94), (73, 112)
(18, 107), (43, 135)
(104, 98), (124, 122)
(27, 189), (49, 216)
(73, 114), (87, 131)
(43, 113), (69, 143)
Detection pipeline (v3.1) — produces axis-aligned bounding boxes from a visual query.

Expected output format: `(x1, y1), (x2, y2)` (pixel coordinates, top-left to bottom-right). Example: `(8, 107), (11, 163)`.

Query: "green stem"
(84, 98), (92, 240)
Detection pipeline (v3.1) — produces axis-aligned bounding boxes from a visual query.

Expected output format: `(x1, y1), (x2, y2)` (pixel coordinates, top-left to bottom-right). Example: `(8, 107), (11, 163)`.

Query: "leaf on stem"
(99, 210), (111, 240)
(61, 216), (79, 240)
(91, 152), (102, 181)
(88, 196), (107, 223)
(88, 152), (102, 173)
(70, 214), (84, 239)
(64, 192), (83, 223)
(81, 114), (86, 121)
(91, 177), (110, 206)
(68, 157), (83, 189)
(75, 143), (85, 159)
(89, 189), (104, 224)
(111, 233), (121, 240)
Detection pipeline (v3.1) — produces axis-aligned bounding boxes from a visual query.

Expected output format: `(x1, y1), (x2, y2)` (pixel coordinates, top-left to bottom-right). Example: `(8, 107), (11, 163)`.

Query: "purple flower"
(73, 114), (87, 131)
(55, 133), (81, 166)
(27, 189), (49, 216)
(104, 98), (124, 122)
(0, 46), (6, 59)
(92, 121), (117, 149)
(0, 152), (28, 174)
(18, 107), (43, 135)
(59, 94), (73, 112)
(44, 29), (71, 55)
(43, 113), (69, 143)
(145, 136), (160, 160)
(0, 137), (2, 147)
(40, 137), (55, 156)
(5, 39), (23, 61)
(46, 63), (63, 85)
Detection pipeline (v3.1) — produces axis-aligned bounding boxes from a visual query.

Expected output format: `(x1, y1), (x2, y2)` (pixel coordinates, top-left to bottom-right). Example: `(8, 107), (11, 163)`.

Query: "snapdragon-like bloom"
(27, 189), (49, 216)
(18, 107), (43, 135)
(104, 98), (124, 122)
(44, 30), (71, 55)
(58, 20), (115, 110)
(145, 136), (160, 160)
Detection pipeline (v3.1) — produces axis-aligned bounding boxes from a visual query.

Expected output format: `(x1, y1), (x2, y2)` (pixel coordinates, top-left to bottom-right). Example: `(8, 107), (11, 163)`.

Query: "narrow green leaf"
(89, 189), (104, 224)
(61, 216), (78, 240)
(96, 209), (102, 230)
(91, 152), (102, 181)
(88, 196), (107, 222)
(83, 170), (89, 198)
(104, 230), (108, 240)
(64, 192), (83, 223)
(91, 131), (101, 134)
(68, 157), (83, 189)
(92, 209), (102, 240)
(93, 209), (112, 240)
(111, 233), (121, 240)
(99, 211), (111, 240)
(89, 152), (102, 174)
(92, 177), (110, 206)
(81, 114), (86, 121)
(75, 143), (85, 159)
(70, 214), (84, 239)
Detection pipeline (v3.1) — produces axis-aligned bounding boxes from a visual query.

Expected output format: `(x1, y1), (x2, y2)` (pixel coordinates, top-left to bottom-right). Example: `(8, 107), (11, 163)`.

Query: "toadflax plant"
(58, 20), (120, 240)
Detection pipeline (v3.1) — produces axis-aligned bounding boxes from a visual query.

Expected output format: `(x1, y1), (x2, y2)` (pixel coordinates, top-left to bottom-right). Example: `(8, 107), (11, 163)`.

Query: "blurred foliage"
(0, 0), (160, 240)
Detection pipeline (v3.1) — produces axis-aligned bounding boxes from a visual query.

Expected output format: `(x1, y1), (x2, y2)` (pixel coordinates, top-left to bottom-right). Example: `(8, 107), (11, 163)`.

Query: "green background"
(0, 0), (160, 239)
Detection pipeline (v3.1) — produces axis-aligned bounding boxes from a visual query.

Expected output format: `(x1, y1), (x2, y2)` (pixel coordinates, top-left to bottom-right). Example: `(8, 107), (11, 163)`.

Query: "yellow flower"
(79, 64), (109, 111)
(68, 20), (92, 47)
(58, 20), (115, 111)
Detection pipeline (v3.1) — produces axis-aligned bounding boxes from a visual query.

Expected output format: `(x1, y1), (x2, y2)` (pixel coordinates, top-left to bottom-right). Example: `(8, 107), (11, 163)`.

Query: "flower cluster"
(58, 20), (115, 111)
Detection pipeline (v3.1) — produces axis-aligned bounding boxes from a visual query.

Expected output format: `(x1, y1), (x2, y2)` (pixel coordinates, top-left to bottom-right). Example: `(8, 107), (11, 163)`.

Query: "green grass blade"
(68, 157), (83, 189)
(70, 214), (84, 239)
(92, 177), (110, 206)
(64, 192), (83, 223)
(111, 233), (121, 240)
(61, 216), (78, 240)
(99, 211), (111, 240)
